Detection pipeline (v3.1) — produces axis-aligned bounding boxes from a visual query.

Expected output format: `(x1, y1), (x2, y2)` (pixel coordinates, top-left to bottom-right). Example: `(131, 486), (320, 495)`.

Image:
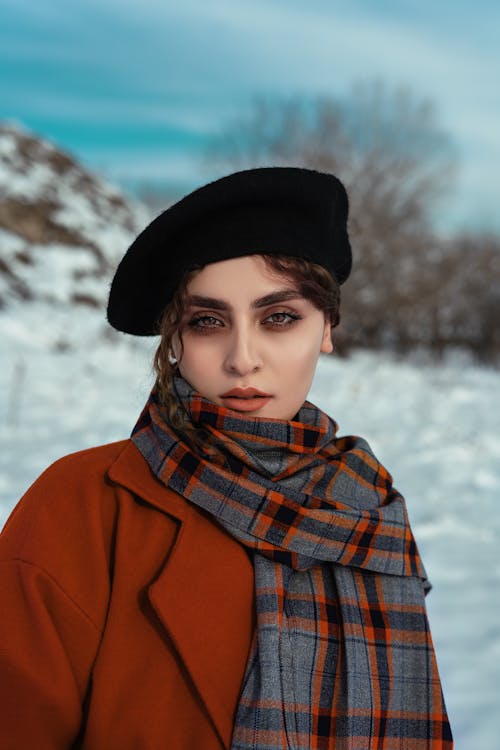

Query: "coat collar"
(107, 440), (255, 748)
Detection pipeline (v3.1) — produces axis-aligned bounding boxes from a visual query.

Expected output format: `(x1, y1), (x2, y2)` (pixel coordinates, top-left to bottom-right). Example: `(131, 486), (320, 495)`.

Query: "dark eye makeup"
(186, 309), (303, 333)
(264, 311), (302, 326)
(187, 313), (223, 329)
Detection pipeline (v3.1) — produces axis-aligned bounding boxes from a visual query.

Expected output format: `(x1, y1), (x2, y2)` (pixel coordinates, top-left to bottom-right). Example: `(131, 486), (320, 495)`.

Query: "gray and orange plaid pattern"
(132, 377), (452, 749)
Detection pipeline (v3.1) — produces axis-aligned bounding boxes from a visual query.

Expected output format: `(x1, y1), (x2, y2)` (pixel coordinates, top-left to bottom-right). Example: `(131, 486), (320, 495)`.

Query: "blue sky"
(1, 0), (499, 233)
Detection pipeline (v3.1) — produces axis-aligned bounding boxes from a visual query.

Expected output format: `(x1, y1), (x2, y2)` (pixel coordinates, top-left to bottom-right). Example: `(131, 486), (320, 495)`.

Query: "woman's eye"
(264, 311), (301, 327)
(188, 314), (224, 329)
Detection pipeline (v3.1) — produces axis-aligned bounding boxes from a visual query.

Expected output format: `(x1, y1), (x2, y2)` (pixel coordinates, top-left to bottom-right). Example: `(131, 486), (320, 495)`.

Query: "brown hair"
(153, 254), (341, 431)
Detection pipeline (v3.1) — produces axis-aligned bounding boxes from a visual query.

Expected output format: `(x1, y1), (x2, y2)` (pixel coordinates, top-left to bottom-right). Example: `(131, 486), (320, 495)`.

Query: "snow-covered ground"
(1, 327), (498, 749)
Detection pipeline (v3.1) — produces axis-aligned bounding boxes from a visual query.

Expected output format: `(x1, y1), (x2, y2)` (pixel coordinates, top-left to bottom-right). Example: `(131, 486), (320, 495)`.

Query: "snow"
(0, 340), (498, 748)
(0, 122), (151, 279)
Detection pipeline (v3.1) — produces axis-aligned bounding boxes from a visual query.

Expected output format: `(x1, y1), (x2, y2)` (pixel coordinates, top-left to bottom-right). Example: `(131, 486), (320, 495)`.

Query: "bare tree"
(204, 81), (455, 234)
(202, 81), (465, 355)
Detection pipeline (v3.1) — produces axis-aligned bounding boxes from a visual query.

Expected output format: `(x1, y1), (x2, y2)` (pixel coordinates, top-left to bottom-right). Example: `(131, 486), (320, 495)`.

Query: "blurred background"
(1, 1), (499, 747)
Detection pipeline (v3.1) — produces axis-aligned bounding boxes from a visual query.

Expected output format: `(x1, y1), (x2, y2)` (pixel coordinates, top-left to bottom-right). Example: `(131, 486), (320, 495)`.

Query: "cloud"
(0, 88), (227, 137)
(3, 1), (499, 109)
(1, 0), (499, 232)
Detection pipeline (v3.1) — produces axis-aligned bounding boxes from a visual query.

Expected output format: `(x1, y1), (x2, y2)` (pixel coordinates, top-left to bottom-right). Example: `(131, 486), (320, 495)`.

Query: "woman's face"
(171, 255), (333, 420)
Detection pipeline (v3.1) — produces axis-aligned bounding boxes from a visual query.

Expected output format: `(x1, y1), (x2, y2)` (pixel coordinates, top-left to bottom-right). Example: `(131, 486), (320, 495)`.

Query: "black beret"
(107, 166), (352, 335)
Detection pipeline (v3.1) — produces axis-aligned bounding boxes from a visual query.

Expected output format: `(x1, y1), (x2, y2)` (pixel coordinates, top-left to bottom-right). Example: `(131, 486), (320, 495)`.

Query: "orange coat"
(0, 440), (255, 749)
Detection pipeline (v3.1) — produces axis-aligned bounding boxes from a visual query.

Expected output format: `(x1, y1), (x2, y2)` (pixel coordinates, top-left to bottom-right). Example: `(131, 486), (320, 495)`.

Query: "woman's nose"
(223, 328), (263, 375)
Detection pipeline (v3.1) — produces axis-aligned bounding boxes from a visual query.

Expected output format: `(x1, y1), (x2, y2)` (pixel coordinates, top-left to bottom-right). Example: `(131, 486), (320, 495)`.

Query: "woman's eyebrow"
(252, 290), (302, 308)
(187, 290), (302, 311)
(187, 295), (229, 310)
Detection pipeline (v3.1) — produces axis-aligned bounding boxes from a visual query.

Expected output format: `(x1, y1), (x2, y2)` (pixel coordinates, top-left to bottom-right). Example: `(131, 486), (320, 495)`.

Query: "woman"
(0, 167), (452, 749)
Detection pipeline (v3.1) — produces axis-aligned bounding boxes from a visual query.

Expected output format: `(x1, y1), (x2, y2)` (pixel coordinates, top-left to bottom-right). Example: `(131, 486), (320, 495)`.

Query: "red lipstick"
(220, 387), (272, 413)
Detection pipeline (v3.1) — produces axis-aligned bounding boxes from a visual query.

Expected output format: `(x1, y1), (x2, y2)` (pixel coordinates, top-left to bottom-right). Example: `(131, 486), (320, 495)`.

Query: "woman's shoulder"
(1, 438), (185, 552)
(37, 438), (132, 481)
(0, 439), (192, 634)
(13, 438), (153, 507)
(0, 441), (137, 622)
(0, 441), (141, 559)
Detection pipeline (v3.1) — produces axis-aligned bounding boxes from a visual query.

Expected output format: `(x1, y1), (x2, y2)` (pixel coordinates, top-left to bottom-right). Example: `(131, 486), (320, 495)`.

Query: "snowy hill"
(0, 121), (150, 348)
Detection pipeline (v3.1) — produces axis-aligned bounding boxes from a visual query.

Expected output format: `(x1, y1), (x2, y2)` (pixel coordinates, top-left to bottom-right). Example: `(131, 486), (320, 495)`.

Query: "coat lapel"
(107, 440), (255, 749)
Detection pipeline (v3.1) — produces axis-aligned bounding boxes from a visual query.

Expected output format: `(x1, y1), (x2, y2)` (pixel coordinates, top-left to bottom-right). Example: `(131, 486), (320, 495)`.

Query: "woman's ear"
(171, 332), (182, 362)
(320, 318), (334, 354)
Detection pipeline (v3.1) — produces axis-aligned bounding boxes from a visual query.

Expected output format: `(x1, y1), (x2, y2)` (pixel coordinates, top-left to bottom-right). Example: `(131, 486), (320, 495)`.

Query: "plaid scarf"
(131, 377), (452, 749)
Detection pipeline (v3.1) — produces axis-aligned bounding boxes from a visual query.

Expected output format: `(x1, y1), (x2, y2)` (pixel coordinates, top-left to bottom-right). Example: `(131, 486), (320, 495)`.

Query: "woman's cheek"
(278, 334), (318, 361)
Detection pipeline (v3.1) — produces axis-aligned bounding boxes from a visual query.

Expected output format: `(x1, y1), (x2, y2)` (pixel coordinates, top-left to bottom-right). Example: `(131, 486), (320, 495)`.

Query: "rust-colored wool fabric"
(0, 440), (256, 749)
(131, 377), (453, 750)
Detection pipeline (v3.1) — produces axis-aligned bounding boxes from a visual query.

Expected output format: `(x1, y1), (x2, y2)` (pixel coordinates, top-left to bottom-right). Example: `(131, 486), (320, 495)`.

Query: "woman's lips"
(220, 387), (271, 398)
(220, 387), (272, 412)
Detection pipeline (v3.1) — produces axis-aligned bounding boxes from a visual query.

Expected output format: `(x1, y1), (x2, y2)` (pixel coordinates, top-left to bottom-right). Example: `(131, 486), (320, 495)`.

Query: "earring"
(168, 349), (178, 366)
